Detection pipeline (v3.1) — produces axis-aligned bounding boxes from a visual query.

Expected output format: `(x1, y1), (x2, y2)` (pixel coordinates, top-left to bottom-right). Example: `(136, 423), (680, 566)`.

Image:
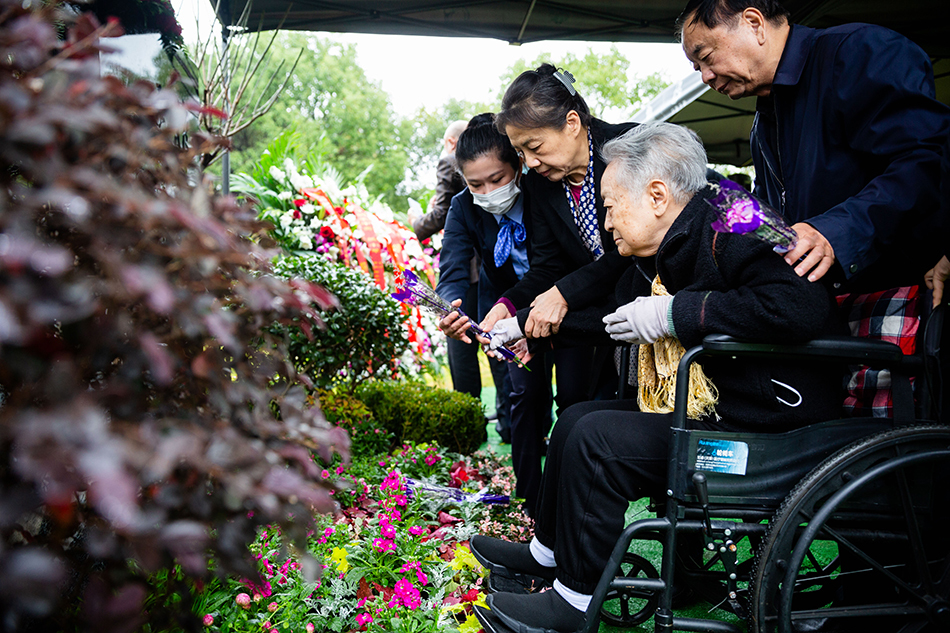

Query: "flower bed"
(194, 444), (531, 632)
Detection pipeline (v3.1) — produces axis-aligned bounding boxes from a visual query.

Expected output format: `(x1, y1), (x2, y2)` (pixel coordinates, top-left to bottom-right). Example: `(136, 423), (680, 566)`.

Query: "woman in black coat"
(472, 122), (844, 633)
(477, 63), (639, 402)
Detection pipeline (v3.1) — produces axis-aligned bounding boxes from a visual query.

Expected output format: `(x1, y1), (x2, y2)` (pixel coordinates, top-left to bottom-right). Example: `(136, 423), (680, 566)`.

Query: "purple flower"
(707, 179), (798, 254)
(391, 269), (524, 365)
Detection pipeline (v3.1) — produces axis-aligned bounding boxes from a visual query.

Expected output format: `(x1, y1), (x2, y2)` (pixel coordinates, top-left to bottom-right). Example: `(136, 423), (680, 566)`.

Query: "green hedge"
(316, 388), (394, 459)
(356, 381), (486, 455)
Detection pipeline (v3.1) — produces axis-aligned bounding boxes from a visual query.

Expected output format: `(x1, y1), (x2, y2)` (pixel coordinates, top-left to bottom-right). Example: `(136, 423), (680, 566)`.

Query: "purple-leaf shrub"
(0, 4), (348, 631)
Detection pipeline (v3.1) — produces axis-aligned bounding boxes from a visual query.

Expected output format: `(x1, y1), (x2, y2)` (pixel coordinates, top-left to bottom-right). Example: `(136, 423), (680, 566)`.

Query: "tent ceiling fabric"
(211, 0), (949, 56)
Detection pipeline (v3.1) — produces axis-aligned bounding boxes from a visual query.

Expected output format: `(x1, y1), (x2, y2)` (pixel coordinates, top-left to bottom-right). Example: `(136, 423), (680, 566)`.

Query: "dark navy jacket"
(752, 23), (950, 292)
(436, 189), (532, 321)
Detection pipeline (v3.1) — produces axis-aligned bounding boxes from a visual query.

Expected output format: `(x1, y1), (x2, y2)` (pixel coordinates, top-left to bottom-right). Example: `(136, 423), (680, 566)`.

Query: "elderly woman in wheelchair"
(472, 121), (950, 633)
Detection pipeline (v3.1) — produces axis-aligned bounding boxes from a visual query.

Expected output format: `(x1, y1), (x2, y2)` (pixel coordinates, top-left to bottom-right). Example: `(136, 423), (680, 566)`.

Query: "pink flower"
(394, 577), (421, 610)
(373, 538), (395, 553)
(306, 624), (315, 633)
(321, 469), (330, 479)
(380, 523), (396, 538)
(408, 526), (425, 536)
(262, 622), (271, 629)
(356, 613), (373, 626)
(424, 453), (441, 465)
(415, 568), (428, 586)
(235, 593), (251, 608)
(267, 602), (278, 612)
(202, 614), (214, 626)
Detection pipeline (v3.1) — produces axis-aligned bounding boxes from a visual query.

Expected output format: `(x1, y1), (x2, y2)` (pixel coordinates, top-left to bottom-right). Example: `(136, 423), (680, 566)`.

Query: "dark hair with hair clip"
(494, 63), (592, 135)
(455, 113), (521, 174)
(676, 0), (790, 38)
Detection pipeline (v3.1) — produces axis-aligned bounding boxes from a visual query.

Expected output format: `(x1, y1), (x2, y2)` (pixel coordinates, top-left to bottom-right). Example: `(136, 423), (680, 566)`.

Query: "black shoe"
(474, 604), (515, 633)
(470, 536), (556, 587)
(486, 590), (587, 633)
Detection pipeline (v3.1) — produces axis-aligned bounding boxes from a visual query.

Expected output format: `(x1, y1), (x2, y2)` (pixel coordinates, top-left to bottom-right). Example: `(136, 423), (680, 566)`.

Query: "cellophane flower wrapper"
(392, 269), (521, 364)
(405, 478), (509, 506)
(707, 179), (798, 254)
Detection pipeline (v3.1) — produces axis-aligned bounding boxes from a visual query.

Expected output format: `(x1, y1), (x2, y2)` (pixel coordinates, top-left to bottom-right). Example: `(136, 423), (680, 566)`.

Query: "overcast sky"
(106, 1), (694, 118)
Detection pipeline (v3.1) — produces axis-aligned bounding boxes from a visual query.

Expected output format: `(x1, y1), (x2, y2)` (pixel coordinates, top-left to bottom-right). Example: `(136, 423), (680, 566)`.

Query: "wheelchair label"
(695, 438), (749, 475)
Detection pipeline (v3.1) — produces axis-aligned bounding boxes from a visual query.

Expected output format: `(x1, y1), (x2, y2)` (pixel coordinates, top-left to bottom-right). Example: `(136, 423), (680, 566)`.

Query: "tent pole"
(219, 0), (232, 196)
(221, 19), (231, 195)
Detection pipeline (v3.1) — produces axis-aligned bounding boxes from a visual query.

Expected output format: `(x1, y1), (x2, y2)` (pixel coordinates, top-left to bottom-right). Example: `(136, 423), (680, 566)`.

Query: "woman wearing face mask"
(436, 113), (579, 519)
(477, 63), (643, 404)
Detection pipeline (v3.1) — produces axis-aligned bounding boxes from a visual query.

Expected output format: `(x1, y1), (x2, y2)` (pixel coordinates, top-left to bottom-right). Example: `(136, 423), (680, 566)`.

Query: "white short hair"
(600, 122), (707, 204)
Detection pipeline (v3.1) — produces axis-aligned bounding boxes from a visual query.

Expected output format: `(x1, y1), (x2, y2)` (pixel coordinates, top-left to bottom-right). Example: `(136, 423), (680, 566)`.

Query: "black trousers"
(533, 399), (719, 595)
(447, 284), (482, 400)
(508, 346), (594, 517)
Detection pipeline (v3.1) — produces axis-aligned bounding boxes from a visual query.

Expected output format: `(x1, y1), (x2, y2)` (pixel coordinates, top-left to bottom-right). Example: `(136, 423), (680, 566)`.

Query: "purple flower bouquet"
(707, 179), (798, 254)
(392, 269), (527, 368)
(405, 478), (509, 506)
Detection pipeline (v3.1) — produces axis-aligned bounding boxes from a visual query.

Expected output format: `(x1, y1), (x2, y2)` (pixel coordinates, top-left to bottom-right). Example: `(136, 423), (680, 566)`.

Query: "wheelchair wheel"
(599, 552), (660, 627)
(750, 424), (950, 633)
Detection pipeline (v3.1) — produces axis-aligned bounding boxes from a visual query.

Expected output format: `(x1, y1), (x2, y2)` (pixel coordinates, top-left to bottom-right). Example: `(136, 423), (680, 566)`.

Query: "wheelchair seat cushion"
(836, 285), (920, 418)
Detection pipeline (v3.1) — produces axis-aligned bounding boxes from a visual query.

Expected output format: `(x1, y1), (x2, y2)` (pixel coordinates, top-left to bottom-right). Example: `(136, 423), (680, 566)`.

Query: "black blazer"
(436, 188), (533, 321)
(500, 118), (638, 311)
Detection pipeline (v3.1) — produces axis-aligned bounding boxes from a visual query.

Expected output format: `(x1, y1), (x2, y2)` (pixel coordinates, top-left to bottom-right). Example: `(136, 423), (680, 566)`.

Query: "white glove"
(603, 296), (673, 345)
(488, 316), (524, 350)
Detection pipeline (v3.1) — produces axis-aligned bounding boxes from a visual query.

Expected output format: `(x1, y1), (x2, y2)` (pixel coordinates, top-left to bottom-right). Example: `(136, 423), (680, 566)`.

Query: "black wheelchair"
(484, 298), (948, 633)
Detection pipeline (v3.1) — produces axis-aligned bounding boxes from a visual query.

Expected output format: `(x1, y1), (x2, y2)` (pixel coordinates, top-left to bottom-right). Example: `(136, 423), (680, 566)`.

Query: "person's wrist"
(494, 297), (516, 317)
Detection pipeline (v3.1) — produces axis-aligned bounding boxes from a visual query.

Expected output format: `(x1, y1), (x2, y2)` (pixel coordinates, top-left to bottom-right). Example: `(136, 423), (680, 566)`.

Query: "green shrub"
(316, 389), (394, 459)
(271, 254), (409, 390)
(356, 381), (486, 454)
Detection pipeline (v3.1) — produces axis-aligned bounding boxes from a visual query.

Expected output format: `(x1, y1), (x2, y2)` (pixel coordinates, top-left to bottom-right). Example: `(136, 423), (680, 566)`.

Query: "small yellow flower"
(330, 547), (349, 574)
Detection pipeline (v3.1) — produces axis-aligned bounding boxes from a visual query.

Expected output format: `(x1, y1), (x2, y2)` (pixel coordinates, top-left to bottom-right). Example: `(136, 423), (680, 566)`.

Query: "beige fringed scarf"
(637, 276), (720, 420)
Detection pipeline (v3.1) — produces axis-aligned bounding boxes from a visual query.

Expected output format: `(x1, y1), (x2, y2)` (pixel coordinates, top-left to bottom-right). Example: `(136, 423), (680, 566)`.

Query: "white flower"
(292, 228), (313, 250)
(269, 166), (286, 181)
(277, 191), (293, 200)
(290, 173), (314, 191)
(345, 214), (358, 226)
(279, 212), (295, 229)
(300, 203), (316, 215)
(309, 218), (323, 229)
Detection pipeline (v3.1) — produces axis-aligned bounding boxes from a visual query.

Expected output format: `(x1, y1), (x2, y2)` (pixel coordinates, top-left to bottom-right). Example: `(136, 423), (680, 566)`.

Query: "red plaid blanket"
(836, 285), (920, 418)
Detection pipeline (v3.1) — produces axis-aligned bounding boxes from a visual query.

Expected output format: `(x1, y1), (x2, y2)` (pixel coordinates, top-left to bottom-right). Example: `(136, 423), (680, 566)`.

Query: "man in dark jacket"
(679, 0), (950, 293)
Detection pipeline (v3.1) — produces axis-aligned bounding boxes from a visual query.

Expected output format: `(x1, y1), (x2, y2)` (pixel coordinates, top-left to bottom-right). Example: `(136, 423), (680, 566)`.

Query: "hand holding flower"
(488, 316), (524, 351)
(439, 299), (473, 343)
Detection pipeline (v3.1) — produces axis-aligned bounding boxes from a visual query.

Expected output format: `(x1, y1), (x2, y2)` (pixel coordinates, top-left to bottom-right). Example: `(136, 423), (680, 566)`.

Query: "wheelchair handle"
(692, 471), (714, 536)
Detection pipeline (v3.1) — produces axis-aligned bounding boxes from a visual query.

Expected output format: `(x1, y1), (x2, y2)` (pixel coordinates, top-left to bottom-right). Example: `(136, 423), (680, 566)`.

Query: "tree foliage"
(499, 46), (669, 118)
(0, 6), (346, 630)
(224, 33), (409, 212)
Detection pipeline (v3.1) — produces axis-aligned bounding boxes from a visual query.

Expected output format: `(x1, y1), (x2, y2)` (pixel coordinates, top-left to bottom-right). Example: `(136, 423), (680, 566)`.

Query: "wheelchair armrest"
(701, 333), (906, 365)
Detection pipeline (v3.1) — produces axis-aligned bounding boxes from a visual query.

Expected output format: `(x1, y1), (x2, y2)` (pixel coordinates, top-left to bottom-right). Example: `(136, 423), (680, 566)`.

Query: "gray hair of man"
(600, 122), (708, 206)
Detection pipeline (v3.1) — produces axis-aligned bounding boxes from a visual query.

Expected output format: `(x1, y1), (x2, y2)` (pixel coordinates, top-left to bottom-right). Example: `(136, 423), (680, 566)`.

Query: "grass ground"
(476, 385), (745, 633)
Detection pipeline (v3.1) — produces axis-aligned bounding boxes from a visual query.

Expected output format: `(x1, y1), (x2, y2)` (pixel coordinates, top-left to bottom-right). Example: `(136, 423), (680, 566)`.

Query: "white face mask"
(471, 178), (520, 215)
